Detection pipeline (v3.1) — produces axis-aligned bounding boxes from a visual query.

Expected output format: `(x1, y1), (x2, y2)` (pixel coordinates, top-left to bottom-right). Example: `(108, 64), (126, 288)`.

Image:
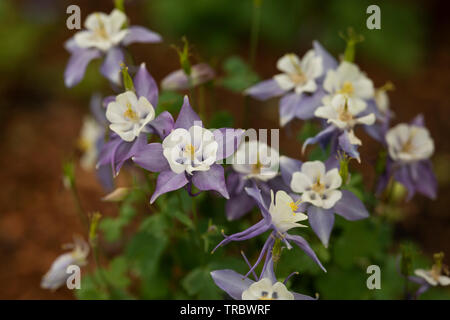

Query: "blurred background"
(0, 0), (449, 299)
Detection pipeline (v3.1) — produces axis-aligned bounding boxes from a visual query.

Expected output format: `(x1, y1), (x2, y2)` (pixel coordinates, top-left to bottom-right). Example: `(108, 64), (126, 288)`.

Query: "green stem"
(198, 84), (207, 124)
(249, 0), (262, 67)
(70, 183), (89, 231)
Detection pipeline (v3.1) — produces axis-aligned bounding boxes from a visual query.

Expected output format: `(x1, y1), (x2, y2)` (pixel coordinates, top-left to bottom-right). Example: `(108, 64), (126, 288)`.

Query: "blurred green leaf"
(221, 56), (260, 92)
(181, 267), (222, 299)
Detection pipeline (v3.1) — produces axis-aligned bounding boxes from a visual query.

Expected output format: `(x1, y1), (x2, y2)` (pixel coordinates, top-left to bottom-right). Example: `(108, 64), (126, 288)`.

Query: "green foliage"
(156, 90), (184, 115)
(181, 267), (222, 300)
(99, 189), (144, 242)
(209, 110), (235, 128)
(221, 56), (260, 92)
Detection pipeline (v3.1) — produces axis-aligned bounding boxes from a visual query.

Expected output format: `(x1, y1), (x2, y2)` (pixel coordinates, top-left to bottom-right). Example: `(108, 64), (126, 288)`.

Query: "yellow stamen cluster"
(185, 144), (196, 159)
(123, 103), (139, 122)
(311, 177), (326, 194)
(289, 198), (302, 213)
(338, 81), (354, 96)
(94, 14), (108, 39)
(287, 54), (306, 85)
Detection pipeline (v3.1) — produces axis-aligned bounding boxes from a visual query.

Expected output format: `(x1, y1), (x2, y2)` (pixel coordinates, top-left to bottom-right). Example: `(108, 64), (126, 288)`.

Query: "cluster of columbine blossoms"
(42, 7), (440, 299)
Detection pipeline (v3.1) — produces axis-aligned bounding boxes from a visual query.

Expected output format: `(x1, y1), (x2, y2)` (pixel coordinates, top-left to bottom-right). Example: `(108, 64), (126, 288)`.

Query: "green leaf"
(103, 256), (131, 289)
(99, 218), (126, 242)
(156, 90), (184, 114)
(126, 231), (168, 275)
(221, 56), (260, 92)
(75, 274), (109, 300)
(181, 267), (222, 299)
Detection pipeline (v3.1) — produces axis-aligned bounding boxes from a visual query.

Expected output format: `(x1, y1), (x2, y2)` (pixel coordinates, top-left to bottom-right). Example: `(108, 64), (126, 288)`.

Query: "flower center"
(259, 291), (277, 300)
(123, 103), (139, 122)
(288, 55), (306, 85)
(400, 130), (418, 154)
(338, 100), (354, 124)
(289, 72), (307, 85)
(311, 177), (326, 194)
(184, 144), (196, 160)
(94, 14), (109, 40)
(338, 81), (354, 96)
(251, 154), (264, 174)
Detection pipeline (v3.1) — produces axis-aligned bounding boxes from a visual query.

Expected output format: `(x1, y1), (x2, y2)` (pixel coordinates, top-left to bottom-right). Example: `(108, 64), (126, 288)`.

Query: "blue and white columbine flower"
(213, 187), (325, 275)
(283, 160), (369, 247)
(132, 96), (244, 203)
(97, 63), (174, 177)
(408, 253), (450, 298)
(246, 41), (337, 127)
(291, 161), (342, 210)
(211, 258), (315, 300)
(106, 90), (155, 142)
(303, 93), (376, 163)
(323, 61), (374, 111)
(64, 9), (161, 87)
(225, 140), (280, 220)
(273, 51), (323, 96)
(377, 115), (437, 200)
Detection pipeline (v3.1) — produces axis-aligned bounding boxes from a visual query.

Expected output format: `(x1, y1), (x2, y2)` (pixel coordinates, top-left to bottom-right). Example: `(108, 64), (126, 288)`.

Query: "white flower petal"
(321, 189), (342, 209)
(276, 54), (301, 74)
(301, 161), (325, 181)
(273, 74), (295, 91)
(323, 168), (342, 190)
(291, 172), (313, 193)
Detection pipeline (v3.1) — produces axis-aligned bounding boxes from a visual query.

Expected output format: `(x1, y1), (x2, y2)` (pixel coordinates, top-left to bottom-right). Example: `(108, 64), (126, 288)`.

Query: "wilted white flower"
(242, 278), (294, 300)
(41, 236), (89, 291)
(415, 268), (450, 287)
(106, 91), (156, 142)
(74, 9), (128, 52)
(291, 161), (342, 209)
(232, 140), (279, 181)
(273, 51), (323, 95)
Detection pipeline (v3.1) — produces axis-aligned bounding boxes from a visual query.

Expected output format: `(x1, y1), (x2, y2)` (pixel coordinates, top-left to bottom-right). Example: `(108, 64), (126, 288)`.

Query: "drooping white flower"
(415, 269), (450, 287)
(106, 91), (155, 142)
(162, 125), (218, 175)
(41, 236), (89, 291)
(78, 116), (103, 170)
(386, 123), (434, 163)
(242, 278), (294, 300)
(232, 140), (279, 181)
(291, 161), (342, 209)
(268, 190), (308, 232)
(273, 50), (323, 95)
(74, 9), (128, 52)
(323, 61), (374, 111)
(315, 94), (376, 145)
